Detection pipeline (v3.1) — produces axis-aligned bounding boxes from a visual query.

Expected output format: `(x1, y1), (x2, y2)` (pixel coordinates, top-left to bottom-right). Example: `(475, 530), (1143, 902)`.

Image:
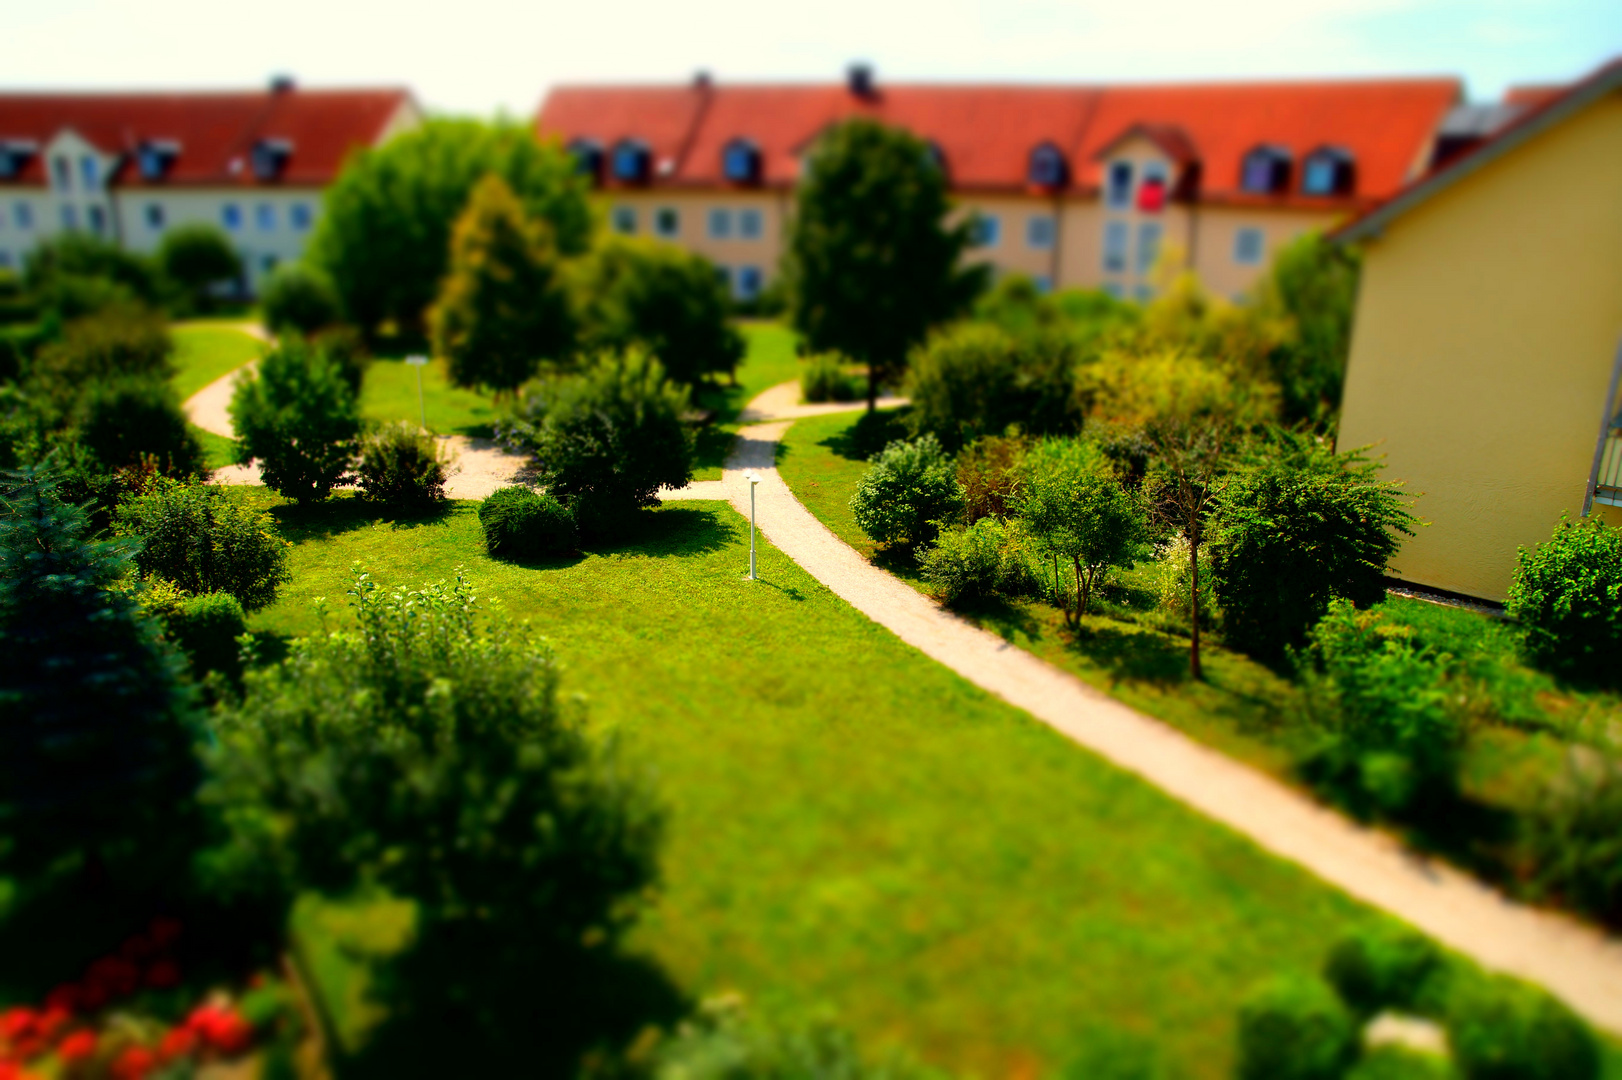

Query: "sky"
(1, 0), (1618, 115)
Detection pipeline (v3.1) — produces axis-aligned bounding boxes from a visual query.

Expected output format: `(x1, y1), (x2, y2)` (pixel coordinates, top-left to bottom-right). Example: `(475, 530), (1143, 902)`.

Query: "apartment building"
(536, 69), (1465, 302)
(0, 80), (420, 289)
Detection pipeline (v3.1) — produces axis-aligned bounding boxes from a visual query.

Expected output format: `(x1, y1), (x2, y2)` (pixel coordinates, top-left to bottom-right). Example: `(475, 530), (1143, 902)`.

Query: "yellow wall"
(1189, 205), (1341, 301)
(1337, 90), (1622, 600)
(597, 190), (787, 292)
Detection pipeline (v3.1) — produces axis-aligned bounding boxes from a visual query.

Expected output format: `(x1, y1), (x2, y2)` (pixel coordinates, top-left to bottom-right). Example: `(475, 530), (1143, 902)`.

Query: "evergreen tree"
(430, 174), (575, 397)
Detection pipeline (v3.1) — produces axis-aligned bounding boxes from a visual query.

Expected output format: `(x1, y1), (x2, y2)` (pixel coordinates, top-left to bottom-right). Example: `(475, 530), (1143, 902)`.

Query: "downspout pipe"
(1581, 335), (1622, 517)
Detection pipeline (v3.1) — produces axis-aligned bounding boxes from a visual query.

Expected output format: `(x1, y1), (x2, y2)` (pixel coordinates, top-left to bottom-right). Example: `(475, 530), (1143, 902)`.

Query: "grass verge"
(360, 355), (498, 438)
(170, 321), (265, 400)
(691, 321), (804, 480)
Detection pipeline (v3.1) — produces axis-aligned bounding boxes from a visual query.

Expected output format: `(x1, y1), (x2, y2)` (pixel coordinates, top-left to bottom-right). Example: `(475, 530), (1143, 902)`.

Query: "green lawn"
(240, 489), (1404, 1078)
(169, 321), (265, 400)
(193, 425), (238, 470)
(360, 355), (500, 437)
(691, 321), (806, 480)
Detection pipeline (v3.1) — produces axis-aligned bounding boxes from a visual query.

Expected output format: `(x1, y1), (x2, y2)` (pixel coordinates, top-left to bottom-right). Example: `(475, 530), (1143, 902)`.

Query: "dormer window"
(136, 140), (180, 181)
(1301, 146), (1355, 196)
(611, 139), (652, 184)
(1240, 146), (1292, 194)
(250, 138), (292, 181)
(722, 139), (761, 184)
(1027, 142), (1068, 189)
(0, 140), (37, 180)
(568, 139), (604, 183)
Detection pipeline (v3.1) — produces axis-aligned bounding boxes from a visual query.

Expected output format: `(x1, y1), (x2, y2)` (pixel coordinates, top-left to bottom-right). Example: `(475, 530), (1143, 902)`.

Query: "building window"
(1033, 275), (1053, 294)
(53, 156), (71, 190)
(256, 203), (276, 231)
(1136, 222), (1162, 274)
(737, 265), (763, 301)
(738, 208), (763, 239)
(1138, 162), (1168, 213)
(1301, 147), (1355, 196)
(14, 203), (32, 229)
(261, 254), (278, 274)
(654, 207), (679, 238)
(1103, 221), (1128, 273)
(87, 206), (106, 235)
(1240, 146), (1292, 194)
(222, 204), (242, 231)
(708, 208), (732, 239)
(714, 265), (732, 293)
(290, 203), (313, 230)
(80, 156), (99, 189)
(60, 205), (78, 231)
(1026, 215), (1055, 249)
(612, 206), (637, 234)
(1027, 143), (1067, 188)
(722, 140), (761, 184)
(0, 251), (10, 269)
(612, 140), (652, 184)
(1233, 227), (1264, 265)
(970, 214), (1000, 248)
(1106, 161), (1133, 209)
(145, 204), (164, 229)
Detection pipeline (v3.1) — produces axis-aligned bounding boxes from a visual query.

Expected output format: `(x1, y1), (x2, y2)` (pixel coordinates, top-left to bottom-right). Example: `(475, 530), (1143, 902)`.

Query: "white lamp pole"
(744, 471), (761, 580)
(405, 354), (429, 430)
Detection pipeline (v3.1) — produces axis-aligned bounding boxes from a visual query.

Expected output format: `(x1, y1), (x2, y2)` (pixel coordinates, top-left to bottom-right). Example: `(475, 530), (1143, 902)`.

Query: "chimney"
(847, 63), (874, 99)
(693, 69), (713, 91)
(269, 74), (296, 94)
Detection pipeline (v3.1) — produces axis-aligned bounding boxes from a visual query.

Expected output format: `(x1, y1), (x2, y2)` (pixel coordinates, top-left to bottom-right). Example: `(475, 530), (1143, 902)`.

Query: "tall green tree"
(157, 224), (243, 312)
(229, 340), (361, 503)
(1017, 439), (1147, 624)
(787, 119), (984, 411)
(572, 237), (744, 386)
(429, 174), (575, 397)
(309, 120), (592, 337)
(1256, 233), (1361, 424)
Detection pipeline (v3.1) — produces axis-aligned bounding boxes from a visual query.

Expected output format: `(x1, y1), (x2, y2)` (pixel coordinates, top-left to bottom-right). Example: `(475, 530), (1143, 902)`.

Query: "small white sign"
(404, 354), (429, 367)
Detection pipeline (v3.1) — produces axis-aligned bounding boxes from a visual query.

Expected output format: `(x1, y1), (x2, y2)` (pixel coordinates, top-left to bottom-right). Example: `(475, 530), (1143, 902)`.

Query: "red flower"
(35, 1009), (70, 1042)
(185, 1005), (253, 1056)
(146, 918), (183, 948)
(0, 1008), (35, 1041)
(57, 1030), (96, 1064)
(110, 1045), (156, 1080)
(156, 1027), (196, 1062)
(85, 957), (141, 1000)
(42, 986), (79, 1014)
(143, 960), (181, 989)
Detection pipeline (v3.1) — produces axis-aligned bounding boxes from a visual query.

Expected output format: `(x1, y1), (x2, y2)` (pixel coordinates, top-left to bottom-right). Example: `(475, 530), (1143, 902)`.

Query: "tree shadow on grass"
(818, 409), (912, 463)
(1070, 620), (1192, 686)
(585, 505), (734, 561)
(691, 423), (738, 475)
(267, 496), (456, 543)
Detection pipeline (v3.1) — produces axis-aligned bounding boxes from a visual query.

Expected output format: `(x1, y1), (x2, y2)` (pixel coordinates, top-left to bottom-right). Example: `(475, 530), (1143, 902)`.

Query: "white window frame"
(611, 205), (637, 234)
(1106, 161), (1134, 209)
(256, 203), (276, 232)
(972, 214), (1001, 249)
(1026, 215), (1055, 250)
(1233, 227), (1264, 266)
(1136, 222), (1162, 274)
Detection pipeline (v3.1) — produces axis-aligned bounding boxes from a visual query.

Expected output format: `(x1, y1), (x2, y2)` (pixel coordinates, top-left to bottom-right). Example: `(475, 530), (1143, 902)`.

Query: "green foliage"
(788, 119), (984, 404)
(973, 276), (1141, 350)
(430, 174), (575, 396)
(1299, 601), (1463, 817)
(850, 434), (964, 550)
(0, 467), (200, 886)
(905, 323), (1080, 452)
(800, 352), (860, 403)
(919, 516), (1031, 605)
(23, 234), (168, 318)
(573, 236), (744, 386)
(1322, 924), (1444, 1020)
(76, 374), (205, 476)
(205, 568), (664, 1074)
(1209, 431), (1415, 664)
(229, 340), (362, 503)
(260, 261), (342, 336)
(1344, 1046), (1451, 1080)
(650, 999), (947, 1080)
(1505, 515), (1622, 687)
(1016, 438), (1147, 622)
(1525, 757), (1622, 922)
(354, 422), (447, 511)
(114, 476), (292, 611)
(29, 305), (173, 390)
(1445, 973), (1599, 1080)
(477, 485), (575, 560)
(1255, 234), (1361, 424)
(957, 433), (1028, 524)
(156, 224), (243, 311)
(502, 350), (692, 538)
(309, 119), (591, 335)
(1235, 973), (1359, 1080)
(165, 587), (249, 683)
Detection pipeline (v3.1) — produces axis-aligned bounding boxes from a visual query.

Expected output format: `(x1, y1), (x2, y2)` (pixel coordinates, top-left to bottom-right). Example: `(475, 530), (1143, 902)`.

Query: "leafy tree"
(114, 477), (292, 611)
(788, 119), (984, 410)
(502, 350), (692, 537)
(850, 435), (964, 550)
(1017, 439), (1147, 624)
(23, 234), (168, 317)
(76, 375), (205, 477)
(259, 261), (342, 336)
(1255, 233), (1361, 424)
(205, 569), (667, 1075)
(309, 119), (591, 336)
(906, 323), (1080, 452)
(1208, 431), (1416, 664)
(229, 340), (361, 503)
(157, 224), (243, 311)
(572, 236), (743, 386)
(429, 174), (575, 396)
(1505, 515), (1622, 687)
(354, 422), (448, 511)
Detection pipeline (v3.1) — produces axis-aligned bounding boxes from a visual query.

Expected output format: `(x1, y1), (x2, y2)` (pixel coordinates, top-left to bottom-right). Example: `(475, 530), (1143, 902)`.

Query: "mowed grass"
(169, 321), (265, 400)
(360, 355), (499, 437)
(240, 489), (1394, 1078)
(691, 321), (805, 479)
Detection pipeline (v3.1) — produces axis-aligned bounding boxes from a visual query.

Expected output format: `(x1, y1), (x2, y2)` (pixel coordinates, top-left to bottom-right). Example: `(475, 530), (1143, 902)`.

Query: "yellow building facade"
(1337, 69), (1622, 600)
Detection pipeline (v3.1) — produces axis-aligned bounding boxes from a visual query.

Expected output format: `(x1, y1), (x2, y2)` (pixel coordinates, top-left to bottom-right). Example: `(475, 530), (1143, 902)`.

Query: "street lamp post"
(404, 354), (429, 430)
(744, 470), (761, 580)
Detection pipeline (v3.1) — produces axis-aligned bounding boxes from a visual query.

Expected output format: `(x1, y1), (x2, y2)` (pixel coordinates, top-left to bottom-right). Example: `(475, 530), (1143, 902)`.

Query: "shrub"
(146, 584), (248, 683)
(1525, 756), (1622, 922)
(478, 486), (575, 559)
(354, 422), (447, 511)
(801, 352), (859, 403)
(957, 434), (1028, 524)
(1445, 974), (1599, 1080)
(502, 349), (692, 538)
(1235, 973), (1359, 1080)
(229, 340), (361, 503)
(114, 476), (291, 611)
(1345, 1046), (1451, 1080)
(850, 434), (964, 550)
(30, 305), (173, 388)
(23, 234), (168, 315)
(920, 517), (1022, 604)
(1209, 431), (1416, 665)
(1323, 924), (1444, 1019)
(906, 323), (1080, 451)
(157, 224), (242, 310)
(309, 324), (369, 394)
(1505, 515), (1622, 686)
(1016, 438), (1147, 623)
(76, 374), (205, 476)
(654, 998), (946, 1080)
(259, 261), (342, 336)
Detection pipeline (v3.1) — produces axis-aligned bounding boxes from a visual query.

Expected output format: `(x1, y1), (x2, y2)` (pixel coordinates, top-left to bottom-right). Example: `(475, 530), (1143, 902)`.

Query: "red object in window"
(1137, 178), (1166, 212)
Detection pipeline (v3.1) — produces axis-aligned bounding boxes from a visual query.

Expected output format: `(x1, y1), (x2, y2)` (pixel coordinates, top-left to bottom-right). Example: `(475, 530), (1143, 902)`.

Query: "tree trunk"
(866, 362), (879, 413)
(1188, 520), (1203, 681)
(1074, 557), (1089, 619)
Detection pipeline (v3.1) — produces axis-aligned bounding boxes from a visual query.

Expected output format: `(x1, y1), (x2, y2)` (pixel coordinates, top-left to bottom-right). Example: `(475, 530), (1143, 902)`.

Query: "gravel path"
(661, 382), (1622, 1035)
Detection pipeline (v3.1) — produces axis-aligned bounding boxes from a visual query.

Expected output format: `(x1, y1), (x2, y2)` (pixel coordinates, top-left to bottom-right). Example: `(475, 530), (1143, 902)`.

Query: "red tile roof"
(536, 77), (1460, 205)
(1502, 84), (1567, 109)
(0, 87), (414, 188)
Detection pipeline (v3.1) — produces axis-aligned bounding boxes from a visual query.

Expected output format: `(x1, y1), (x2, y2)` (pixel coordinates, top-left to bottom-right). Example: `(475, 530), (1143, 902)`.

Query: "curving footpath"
(661, 381), (1622, 1035)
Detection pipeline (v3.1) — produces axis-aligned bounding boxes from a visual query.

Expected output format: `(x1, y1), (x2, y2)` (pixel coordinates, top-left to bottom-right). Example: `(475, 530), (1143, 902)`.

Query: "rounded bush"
(920, 517), (1016, 604)
(478, 486), (575, 560)
(1235, 973), (1359, 1080)
(1345, 1046), (1451, 1080)
(77, 374), (205, 476)
(849, 434), (964, 550)
(261, 261), (343, 336)
(114, 477), (291, 611)
(1323, 925), (1443, 1019)
(355, 422), (446, 511)
(1505, 515), (1622, 687)
(800, 353), (858, 403)
(1445, 973), (1598, 1080)
(166, 590), (248, 681)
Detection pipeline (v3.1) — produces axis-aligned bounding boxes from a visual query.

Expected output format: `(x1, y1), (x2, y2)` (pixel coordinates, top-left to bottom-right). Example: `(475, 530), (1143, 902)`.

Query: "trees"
(787, 119), (984, 410)
(259, 262), (342, 336)
(850, 435), (964, 550)
(309, 120), (591, 336)
(1016, 439), (1147, 624)
(1255, 233), (1361, 425)
(157, 225), (242, 312)
(572, 236), (744, 386)
(429, 174), (575, 396)
(502, 350), (692, 537)
(113, 477), (292, 611)
(1208, 431), (1415, 664)
(229, 341), (361, 503)
(906, 324), (1080, 452)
